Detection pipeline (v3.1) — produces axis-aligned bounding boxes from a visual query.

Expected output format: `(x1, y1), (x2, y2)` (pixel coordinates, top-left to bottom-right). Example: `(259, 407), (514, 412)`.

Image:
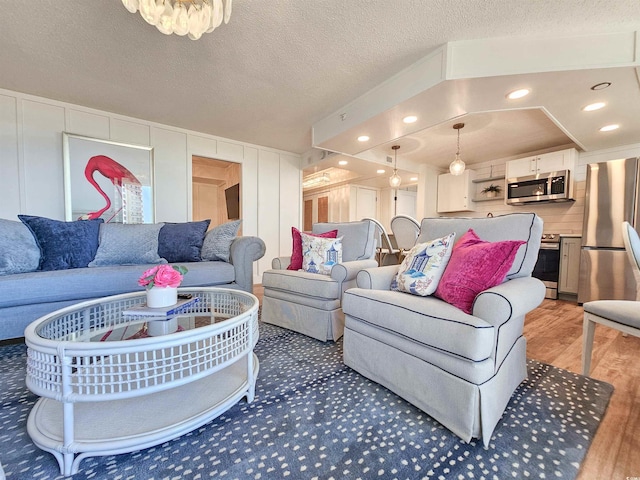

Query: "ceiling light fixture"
(338, 160), (348, 166)
(389, 145), (402, 188)
(583, 102), (606, 112)
(357, 135), (370, 142)
(121, 0), (232, 40)
(302, 172), (330, 189)
(507, 89), (530, 100)
(591, 82), (612, 91)
(449, 123), (466, 176)
(410, 176), (418, 182)
(600, 124), (619, 132)
(377, 169), (386, 174)
(403, 115), (418, 124)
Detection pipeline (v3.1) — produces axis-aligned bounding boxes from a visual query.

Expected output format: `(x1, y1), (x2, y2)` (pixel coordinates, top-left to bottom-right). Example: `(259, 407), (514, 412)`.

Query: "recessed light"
(507, 89), (530, 100)
(357, 135), (370, 142)
(600, 124), (619, 132)
(403, 115), (418, 124)
(583, 102), (606, 112)
(338, 160), (348, 166)
(591, 82), (611, 91)
(377, 169), (386, 174)
(410, 177), (418, 181)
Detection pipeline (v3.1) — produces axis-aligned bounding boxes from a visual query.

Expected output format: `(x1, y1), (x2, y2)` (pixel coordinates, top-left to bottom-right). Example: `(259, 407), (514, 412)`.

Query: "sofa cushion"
(342, 288), (495, 362)
(158, 220), (210, 263)
(313, 220), (376, 262)
(0, 261), (235, 309)
(18, 215), (103, 271)
(435, 229), (525, 314)
(0, 219), (41, 275)
(391, 232), (455, 296)
(201, 220), (242, 262)
(301, 233), (343, 275)
(287, 227), (338, 271)
(417, 213), (542, 280)
(89, 223), (165, 266)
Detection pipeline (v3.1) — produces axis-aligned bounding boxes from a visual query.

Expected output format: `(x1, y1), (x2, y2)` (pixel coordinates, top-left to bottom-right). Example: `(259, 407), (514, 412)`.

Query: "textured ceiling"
(0, 0), (639, 160)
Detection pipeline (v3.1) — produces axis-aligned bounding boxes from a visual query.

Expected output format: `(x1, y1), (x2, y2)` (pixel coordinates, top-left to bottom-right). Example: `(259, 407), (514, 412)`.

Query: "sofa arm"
(272, 256), (292, 270)
(355, 265), (400, 290)
(229, 236), (266, 293)
(330, 259), (379, 283)
(472, 276), (545, 327)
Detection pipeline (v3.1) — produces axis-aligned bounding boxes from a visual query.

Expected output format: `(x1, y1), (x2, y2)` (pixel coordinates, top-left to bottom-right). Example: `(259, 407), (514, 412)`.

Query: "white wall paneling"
(0, 95), (21, 218)
(257, 150), (280, 276)
(111, 118), (151, 146)
(151, 127), (188, 222)
(278, 154), (302, 253)
(21, 100), (66, 218)
(67, 109), (110, 139)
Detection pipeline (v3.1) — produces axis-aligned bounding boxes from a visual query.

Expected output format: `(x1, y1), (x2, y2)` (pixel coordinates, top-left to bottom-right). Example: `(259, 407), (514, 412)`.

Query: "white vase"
(146, 286), (178, 308)
(147, 317), (179, 336)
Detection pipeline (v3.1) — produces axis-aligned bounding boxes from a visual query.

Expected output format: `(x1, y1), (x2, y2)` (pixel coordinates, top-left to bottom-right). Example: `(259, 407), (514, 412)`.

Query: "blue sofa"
(0, 218), (265, 341)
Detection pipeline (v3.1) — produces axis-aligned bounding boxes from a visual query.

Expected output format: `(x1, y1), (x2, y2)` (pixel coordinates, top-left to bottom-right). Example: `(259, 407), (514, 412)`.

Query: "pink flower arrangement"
(138, 265), (188, 289)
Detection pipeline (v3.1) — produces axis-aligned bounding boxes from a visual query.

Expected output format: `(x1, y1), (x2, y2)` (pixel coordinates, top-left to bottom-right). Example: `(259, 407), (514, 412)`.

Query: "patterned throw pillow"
(435, 229), (526, 314)
(89, 223), (165, 266)
(287, 227), (338, 270)
(301, 232), (343, 275)
(201, 220), (242, 262)
(391, 233), (456, 296)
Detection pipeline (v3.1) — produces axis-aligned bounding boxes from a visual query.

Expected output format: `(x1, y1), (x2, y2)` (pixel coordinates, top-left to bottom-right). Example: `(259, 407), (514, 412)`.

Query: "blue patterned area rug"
(0, 323), (613, 480)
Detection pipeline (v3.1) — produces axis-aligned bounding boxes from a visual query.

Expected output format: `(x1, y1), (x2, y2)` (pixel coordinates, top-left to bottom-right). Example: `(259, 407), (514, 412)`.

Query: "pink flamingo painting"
(79, 155), (142, 222)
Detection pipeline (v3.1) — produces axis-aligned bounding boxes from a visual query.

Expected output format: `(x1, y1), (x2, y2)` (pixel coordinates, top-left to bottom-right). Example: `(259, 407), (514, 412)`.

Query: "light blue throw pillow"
(201, 220), (242, 262)
(89, 223), (166, 267)
(0, 219), (41, 275)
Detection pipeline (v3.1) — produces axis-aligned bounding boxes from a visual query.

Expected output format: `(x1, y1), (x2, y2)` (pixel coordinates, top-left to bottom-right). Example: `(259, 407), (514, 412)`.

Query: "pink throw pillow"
(434, 229), (526, 314)
(287, 227), (338, 270)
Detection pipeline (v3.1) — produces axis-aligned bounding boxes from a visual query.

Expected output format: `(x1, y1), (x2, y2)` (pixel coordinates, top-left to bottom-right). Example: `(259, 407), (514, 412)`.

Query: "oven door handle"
(539, 243), (560, 250)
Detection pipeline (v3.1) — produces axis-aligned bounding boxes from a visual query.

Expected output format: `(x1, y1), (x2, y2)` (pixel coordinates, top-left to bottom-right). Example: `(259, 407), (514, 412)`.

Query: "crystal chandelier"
(121, 0), (233, 40)
(449, 123), (466, 176)
(389, 145), (402, 188)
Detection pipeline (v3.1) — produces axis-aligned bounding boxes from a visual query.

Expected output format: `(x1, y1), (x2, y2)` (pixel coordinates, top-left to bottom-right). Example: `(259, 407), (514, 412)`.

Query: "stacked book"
(122, 297), (199, 318)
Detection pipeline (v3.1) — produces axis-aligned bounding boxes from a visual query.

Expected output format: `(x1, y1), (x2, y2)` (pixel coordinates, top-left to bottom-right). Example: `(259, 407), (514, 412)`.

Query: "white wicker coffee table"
(24, 287), (259, 476)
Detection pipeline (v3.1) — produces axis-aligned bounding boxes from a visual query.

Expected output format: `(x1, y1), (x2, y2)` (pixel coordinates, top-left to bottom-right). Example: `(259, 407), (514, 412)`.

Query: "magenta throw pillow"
(434, 229), (526, 314)
(287, 227), (338, 270)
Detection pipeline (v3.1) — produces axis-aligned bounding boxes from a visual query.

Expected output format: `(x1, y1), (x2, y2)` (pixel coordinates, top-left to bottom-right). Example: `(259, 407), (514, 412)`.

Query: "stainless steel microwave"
(506, 170), (572, 205)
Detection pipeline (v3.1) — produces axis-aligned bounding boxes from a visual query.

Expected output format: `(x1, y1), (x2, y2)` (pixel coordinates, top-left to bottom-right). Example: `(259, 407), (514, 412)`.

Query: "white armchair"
(261, 220), (378, 341)
(342, 213), (545, 447)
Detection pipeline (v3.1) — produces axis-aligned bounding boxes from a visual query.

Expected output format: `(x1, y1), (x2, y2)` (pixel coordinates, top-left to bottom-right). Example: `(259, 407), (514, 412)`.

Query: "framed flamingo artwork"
(63, 133), (155, 223)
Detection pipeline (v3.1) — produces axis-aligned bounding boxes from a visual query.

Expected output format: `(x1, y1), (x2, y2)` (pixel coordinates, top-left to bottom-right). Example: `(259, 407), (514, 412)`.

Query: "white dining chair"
(582, 221), (640, 376)
(362, 217), (401, 266)
(390, 214), (420, 259)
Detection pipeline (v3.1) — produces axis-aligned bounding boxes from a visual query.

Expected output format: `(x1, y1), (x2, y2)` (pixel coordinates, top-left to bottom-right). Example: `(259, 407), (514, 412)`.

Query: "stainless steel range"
(532, 234), (561, 299)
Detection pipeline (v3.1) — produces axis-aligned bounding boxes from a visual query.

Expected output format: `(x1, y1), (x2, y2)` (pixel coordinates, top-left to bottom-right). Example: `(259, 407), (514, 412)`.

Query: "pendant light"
(449, 123), (466, 176)
(389, 145), (402, 188)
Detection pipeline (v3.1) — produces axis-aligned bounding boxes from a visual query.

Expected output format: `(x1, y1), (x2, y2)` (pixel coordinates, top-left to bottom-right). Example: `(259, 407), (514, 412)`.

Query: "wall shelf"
(473, 195), (504, 202)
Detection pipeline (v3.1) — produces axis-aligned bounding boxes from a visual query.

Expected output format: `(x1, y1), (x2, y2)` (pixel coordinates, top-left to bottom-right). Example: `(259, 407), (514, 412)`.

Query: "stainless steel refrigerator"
(578, 157), (640, 303)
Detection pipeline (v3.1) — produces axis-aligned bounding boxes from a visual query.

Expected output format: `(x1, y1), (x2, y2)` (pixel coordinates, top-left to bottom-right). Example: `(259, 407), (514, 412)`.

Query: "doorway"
(192, 156), (241, 229)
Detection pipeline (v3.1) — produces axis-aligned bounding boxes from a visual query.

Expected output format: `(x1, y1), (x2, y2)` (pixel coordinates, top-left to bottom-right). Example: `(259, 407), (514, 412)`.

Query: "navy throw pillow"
(158, 220), (211, 263)
(18, 215), (103, 271)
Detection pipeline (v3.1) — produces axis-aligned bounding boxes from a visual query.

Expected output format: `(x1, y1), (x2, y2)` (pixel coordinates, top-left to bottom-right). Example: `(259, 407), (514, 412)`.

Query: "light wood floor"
(253, 286), (640, 479)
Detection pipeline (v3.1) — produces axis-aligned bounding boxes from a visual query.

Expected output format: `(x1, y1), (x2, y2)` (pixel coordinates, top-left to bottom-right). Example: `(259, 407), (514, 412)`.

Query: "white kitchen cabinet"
(437, 170), (476, 213)
(506, 148), (577, 179)
(559, 236), (581, 295)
